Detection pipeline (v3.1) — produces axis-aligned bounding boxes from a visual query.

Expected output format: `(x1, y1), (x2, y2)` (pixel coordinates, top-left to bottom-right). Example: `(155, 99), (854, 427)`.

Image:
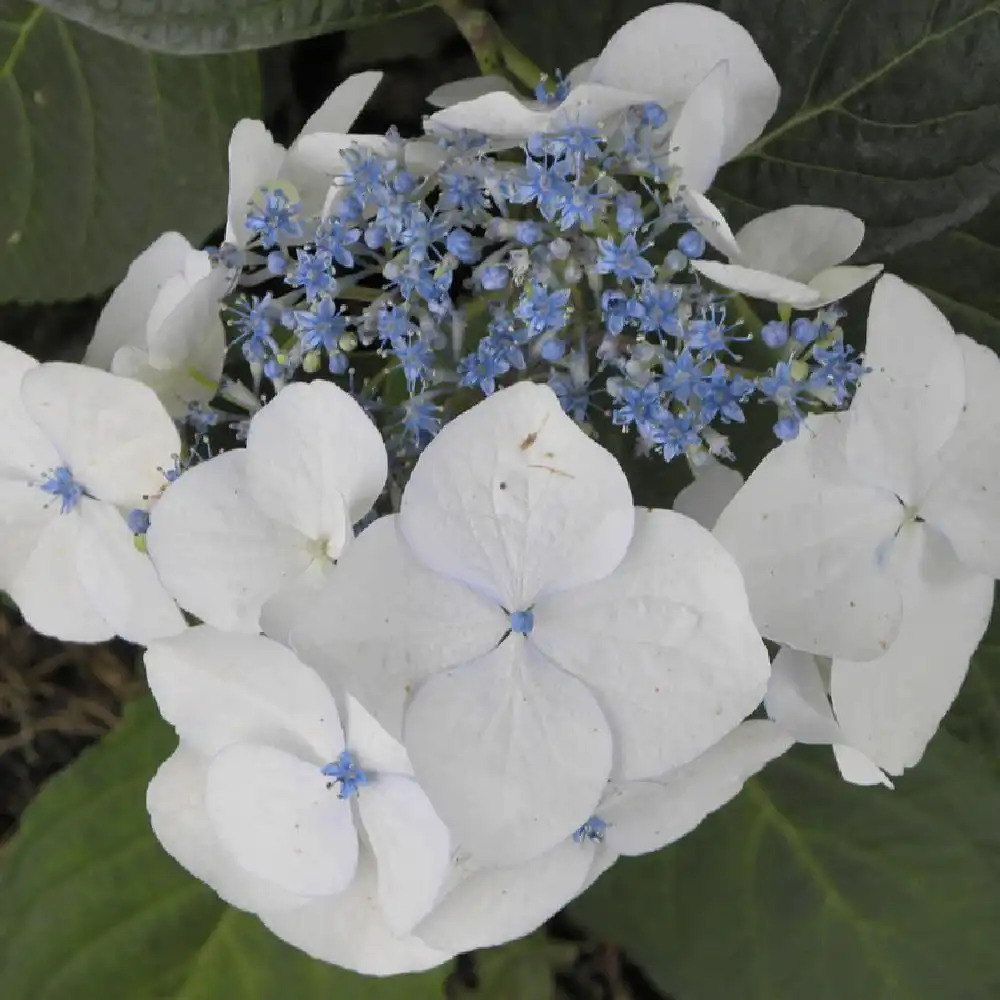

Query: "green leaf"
(947, 594), (1000, 767)
(711, 0), (1000, 257)
(453, 936), (575, 1000)
(0, 696), (452, 999)
(0, 1), (259, 303)
(493, 0), (1000, 257)
(568, 735), (1000, 1000)
(883, 193), (1000, 351)
(30, 0), (432, 53)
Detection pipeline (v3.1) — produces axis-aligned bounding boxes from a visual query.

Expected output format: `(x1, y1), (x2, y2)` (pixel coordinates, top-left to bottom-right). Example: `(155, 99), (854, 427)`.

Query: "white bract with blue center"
(426, 3), (780, 193)
(146, 380), (388, 634)
(145, 626), (454, 976)
(413, 718), (791, 955)
(84, 231), (229, 418)
(226, 72), (384, 250)
(715, 275), (1000, 777)
(692, 205), (885, 308)
(0, 343), (184, 643)
(291, 381), (771, 866)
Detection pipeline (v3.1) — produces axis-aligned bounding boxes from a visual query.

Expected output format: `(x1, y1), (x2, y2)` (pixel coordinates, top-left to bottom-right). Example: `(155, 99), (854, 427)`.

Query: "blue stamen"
(321, 750), (369, 799)
(573, 816), (608, 844)
(510, 609), (534, 635)
(39, 466), (84, 514)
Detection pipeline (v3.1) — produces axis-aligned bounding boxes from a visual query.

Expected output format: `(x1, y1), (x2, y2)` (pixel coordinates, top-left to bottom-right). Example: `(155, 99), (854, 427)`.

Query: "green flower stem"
(436, 0), (543, 90)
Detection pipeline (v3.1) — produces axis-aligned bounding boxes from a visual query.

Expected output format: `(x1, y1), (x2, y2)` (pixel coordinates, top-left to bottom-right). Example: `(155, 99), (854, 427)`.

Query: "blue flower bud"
(761, 320), (789, 348)
(677, 229), (706, 259)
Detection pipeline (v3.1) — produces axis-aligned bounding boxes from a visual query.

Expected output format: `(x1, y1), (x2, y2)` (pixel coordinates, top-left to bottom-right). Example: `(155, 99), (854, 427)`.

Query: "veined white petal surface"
(733, 206), (865, 280)
(400, 381), (634, 609)
(75, 500), (185, 644)
(358, 773), (452, 935)
(206, 743), (358, 898)
(714, 414), (906, 659)
(589, 3), (779, 161)
(291, 516), (506, 738)
(298, 71), (383, 136)
(533, 509), (770, 779)
(144, 626), (344, 761)
(261, 852), (455, 976)
(415, 840), (598, 953)
(831, 526), (994, 776)
(404, 635), (613, 866)
(246, 380), (387, 541)
(146, 450), (313, 632)
(600, 720), (792, 856)
(147, 744), (313, 913)
(20, 363), (180, 509)
(920, 335), (1000, 577)
(85, 231), (193, 370)
(847, 275), (966, 504)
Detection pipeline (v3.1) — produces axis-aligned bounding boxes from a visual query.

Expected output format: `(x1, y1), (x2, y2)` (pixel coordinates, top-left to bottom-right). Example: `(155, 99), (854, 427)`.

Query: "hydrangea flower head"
(145, 627), (453, 975)
(0, 343), (184, 643)
(146, 380), (388, 635)
(714, 275), (1000, 776)
(292, 382), (770, 865)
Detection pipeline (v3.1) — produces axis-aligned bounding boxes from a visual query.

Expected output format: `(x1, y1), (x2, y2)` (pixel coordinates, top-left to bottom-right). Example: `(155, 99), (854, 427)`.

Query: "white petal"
(733, 206), (865, 280)
(681, 189), (742, 260)
(847, 275), (966, 503)
(226, 119), (287, 247)
(7, 511), (110, 642)
(806, 264), (884, 307)
(20, 363), (180, 508)
(425, 91), (554, 140)
(415, 840), (596, 953)
(833, 745), (893, 788)
(672, 456), (744, 529)
(600, 720), (792, 856)
(0, 480), (55, 586)
(261, 852), (454, 976)
(141, 266), (228, 417)
(533, 508), (770, 779)
(346, 694), (412, 776)
(553, 81), (651, 130)
(246, 381), (387, 541)
(85, 232), (193, 370)
(714, 414), (906, 659)
(920, 335), (1000, 576)
(589, 3), (780, 161)
(144, 625), (344, 760)
(146, 450), (312, 632)
(831, 526), (994, 775)
(148, 744), (312, 912)
(0, 342), (60, 479)
(299, 71), (382, 136)
(206, 743), (358, 898)
(75, 500), (185, 643)
(764, 646), (843, 745)
(692, 260), (822, 307)
(668, 61), (728, 193)
(359, 773), (452, 934)
(426, 75), (516, 108)
(258, 559), (329, 647)
(404, 636), (612, 865)
(292, 516), (506, 737)
(400, 381), (634, 608)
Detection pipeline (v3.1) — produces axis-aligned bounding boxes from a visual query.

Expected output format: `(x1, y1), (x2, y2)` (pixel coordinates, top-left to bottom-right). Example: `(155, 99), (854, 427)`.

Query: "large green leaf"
(31, 0), (432, 53)
(884, 193), (1000, 350)
(0, 696), (452, 999)
(493, 0), (1000, 258)
(569, 736), (1000, 1000)
(0, 1), (259, 303)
